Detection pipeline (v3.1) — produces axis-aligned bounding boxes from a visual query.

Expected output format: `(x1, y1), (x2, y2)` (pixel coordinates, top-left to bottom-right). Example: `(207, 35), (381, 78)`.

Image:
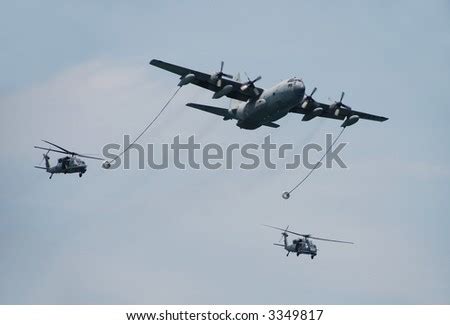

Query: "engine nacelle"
(177, 73), (195, 87)
(212, 84), (233, 99)
(341, 115), (359, 127)
(312, 107), (323, 115)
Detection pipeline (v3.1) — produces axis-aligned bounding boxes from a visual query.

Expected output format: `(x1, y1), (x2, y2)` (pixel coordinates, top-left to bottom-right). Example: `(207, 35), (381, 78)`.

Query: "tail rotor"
(279, 225), (289, 242)
(38, 150), (50, 169)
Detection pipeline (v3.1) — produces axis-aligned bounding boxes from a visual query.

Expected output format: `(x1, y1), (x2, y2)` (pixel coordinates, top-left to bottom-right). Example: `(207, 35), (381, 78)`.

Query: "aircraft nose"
(294, 80), (305, 96)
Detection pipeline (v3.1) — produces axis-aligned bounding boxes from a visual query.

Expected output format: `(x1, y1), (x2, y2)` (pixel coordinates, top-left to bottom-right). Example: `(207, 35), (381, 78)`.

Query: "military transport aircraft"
(150, 59), (388, 130)
(263, 225), (354, 259)
(34, 140), (103, 179)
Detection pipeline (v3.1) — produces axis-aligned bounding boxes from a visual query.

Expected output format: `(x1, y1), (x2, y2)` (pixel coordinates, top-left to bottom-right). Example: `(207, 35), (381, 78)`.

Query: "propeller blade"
(220, 60), (224, 73)
(310, 87), (317, 97)
(240, 73), (261, 93)
(340, 91), (345, 103)
(341, 103), (352, 110)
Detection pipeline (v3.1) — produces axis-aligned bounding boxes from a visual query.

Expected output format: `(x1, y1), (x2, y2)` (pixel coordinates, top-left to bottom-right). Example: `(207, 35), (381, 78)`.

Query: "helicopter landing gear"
(311, 255), (315, 260)
(49, 174), (53, 179)
(79, 173), (83, 178)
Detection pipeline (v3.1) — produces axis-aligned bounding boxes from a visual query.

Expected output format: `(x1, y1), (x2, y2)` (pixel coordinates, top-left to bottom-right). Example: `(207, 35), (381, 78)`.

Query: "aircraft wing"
(150, 59), (264, 102)
(291, 103), (388, 123)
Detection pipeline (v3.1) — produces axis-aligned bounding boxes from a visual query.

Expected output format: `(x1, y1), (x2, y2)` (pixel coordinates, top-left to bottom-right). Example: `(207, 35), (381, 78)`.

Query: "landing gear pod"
(282, 192), (290, 200)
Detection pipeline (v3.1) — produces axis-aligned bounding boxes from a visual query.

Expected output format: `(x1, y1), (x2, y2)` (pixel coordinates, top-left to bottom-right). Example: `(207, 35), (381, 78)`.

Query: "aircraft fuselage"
(233, 78), (305, 129)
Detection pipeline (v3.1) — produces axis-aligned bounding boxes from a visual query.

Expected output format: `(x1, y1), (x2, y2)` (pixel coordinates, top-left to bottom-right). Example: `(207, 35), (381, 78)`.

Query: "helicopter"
(34, 140), (103, 179)
(263, 225), (354, 259)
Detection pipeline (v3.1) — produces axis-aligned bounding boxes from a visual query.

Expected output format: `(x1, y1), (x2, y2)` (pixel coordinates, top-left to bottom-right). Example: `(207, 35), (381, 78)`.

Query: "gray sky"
(1, 0), (449, 304)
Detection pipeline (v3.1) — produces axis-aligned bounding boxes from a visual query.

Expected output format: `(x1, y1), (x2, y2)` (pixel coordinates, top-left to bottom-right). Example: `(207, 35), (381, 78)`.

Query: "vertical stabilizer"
(43, 153), (50, 170)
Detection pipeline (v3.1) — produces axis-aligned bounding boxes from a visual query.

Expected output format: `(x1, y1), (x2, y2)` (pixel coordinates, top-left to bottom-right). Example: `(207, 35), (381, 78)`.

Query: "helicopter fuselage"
(232, 78), (305, 129)
(44, 156), (87, 178)
(280, 235), (318, 258)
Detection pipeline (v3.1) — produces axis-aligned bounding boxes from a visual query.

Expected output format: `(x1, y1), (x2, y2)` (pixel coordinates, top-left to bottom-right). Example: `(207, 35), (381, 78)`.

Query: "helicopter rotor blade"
(263, 224), (309, 238)
(263, 224), (353, 244)
(35, 144), (103, 160)
(308, 236), (354, 244)
(34, 146), (68, 155)
(77, 153), (104, 161)
(41, 140), (73, 154)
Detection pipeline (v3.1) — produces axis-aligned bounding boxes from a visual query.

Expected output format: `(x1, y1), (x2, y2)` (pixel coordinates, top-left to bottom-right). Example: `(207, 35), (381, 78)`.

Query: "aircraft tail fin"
(43, 153), (50, 170)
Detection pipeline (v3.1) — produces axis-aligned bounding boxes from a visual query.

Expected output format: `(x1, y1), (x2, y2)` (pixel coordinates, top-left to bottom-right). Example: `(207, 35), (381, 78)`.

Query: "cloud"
(1, 25), (449, 304)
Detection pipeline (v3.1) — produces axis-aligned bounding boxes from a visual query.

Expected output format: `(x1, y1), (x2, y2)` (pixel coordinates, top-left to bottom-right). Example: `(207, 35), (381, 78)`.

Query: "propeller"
(329, 91), (351, 111)
(212, 61), (233, 87)
(240, 73), (262, 95)
(300, 87), (318, 109)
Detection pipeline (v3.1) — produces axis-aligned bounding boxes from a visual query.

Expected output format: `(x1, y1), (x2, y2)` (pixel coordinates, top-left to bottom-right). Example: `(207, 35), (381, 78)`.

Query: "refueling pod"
(178, 73), (195, 87)
(212, 84), (233, 99)
(341, 115), (359, 128)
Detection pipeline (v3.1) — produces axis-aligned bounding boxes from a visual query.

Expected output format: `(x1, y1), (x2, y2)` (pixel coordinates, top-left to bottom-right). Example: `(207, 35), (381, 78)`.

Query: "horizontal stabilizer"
(263, 122), (280, 128)
(34, 166), (47, 170)
(186, 103), (233, 119)
(273, 243), (284, 247)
